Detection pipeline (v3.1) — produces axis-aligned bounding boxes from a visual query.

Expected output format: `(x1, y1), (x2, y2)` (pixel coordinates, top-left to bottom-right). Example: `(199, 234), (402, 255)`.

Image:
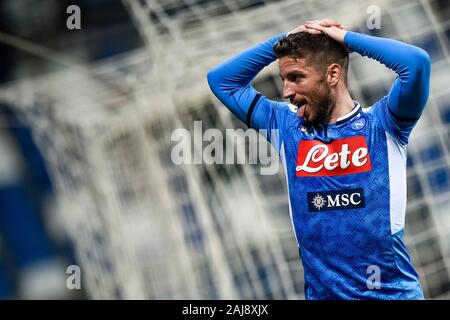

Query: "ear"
(327, 63), (342, 87)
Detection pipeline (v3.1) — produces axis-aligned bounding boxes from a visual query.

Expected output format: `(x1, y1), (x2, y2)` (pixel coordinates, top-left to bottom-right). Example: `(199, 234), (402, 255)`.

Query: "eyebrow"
(279, 71), (306, 78)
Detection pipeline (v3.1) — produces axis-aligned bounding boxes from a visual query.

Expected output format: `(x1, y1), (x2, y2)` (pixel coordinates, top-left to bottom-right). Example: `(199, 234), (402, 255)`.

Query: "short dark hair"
(274, 32), (349, 83)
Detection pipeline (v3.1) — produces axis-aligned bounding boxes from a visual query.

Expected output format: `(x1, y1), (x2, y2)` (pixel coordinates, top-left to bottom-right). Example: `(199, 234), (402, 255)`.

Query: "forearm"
(207, 33), (285, 122)
(344, 31), (431, 119)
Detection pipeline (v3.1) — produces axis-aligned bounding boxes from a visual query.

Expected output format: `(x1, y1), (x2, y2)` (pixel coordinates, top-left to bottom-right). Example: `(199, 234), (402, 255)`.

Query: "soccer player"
(207, 19), (431, 299)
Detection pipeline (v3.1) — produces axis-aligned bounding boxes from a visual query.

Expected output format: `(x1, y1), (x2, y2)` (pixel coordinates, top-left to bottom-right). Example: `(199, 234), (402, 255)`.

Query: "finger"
(294, 25), (306, 32)
(287, 25), (306, 35)
(303, 27), (322, 35)
(311, 19), (343, 29)
(319, 19), (341, 28)
(333, 22), (344, 29)
(332, 21), (345, 29)
(304, 22), (325, 32)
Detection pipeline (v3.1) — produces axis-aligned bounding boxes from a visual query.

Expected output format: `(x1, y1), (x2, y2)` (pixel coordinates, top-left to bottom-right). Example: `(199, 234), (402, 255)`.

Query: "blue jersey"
(207, 31), (431, 299)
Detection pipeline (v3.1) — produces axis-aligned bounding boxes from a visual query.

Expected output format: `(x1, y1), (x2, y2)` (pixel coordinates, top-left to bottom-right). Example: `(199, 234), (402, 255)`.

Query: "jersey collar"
(335, 101), (362, 125)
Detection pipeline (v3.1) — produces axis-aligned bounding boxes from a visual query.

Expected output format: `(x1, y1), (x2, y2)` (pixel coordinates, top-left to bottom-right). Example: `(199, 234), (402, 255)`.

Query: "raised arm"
(343, 31), (431, 121)
(207, 21), (341, 129)
(206, 33), (285, 127)
(305, 21), (431, 143)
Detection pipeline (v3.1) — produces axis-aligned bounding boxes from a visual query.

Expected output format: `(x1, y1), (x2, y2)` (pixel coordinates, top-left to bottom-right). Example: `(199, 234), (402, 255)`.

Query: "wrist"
(333, 27), (347, 44)
(343, 31), (363, 52)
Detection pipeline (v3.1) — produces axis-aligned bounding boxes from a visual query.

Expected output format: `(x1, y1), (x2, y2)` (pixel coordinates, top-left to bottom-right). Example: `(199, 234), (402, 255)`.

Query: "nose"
(283, 80), (295, 100)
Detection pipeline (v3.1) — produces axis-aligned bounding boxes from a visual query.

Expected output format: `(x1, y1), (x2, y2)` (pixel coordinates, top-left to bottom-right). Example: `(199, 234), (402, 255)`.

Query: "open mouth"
(296, 103), (308, 118)
(292, 97), (308, 116)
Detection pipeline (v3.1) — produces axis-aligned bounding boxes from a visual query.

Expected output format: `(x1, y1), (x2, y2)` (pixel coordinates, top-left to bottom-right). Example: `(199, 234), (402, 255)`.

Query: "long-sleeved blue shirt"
(208, 30), (431, 300)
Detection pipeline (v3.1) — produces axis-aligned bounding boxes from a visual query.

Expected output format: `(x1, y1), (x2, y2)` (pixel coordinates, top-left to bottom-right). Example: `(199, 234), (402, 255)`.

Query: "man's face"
(279, 56), (335, 128)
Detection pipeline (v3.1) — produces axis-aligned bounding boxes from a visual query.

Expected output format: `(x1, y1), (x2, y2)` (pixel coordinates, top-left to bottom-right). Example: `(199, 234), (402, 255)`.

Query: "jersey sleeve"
(344, 31), (431, 145)
(249, 97), (292, 152)
(207, 33), (291, 150)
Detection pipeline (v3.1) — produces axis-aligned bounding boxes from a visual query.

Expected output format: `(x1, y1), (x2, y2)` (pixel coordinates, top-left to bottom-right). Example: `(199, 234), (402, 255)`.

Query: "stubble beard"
(302, 84), (335, 130)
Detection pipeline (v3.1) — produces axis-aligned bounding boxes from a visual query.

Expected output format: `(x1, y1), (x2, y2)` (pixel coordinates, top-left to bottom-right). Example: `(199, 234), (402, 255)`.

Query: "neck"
(328, 87), (355, 123)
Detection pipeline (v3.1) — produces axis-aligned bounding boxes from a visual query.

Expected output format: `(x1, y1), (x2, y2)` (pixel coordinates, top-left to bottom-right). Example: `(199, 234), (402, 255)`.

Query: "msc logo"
(307, 188), (365, 212)
(296, 136), (372, 177)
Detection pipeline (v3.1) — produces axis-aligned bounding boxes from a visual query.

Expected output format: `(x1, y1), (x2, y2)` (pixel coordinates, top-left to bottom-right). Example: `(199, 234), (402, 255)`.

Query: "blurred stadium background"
(0, 0), (449, 299)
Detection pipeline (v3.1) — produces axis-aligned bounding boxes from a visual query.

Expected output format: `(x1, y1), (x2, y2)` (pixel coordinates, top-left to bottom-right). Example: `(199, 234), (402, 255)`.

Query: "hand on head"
(288, 19), (347, 45)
